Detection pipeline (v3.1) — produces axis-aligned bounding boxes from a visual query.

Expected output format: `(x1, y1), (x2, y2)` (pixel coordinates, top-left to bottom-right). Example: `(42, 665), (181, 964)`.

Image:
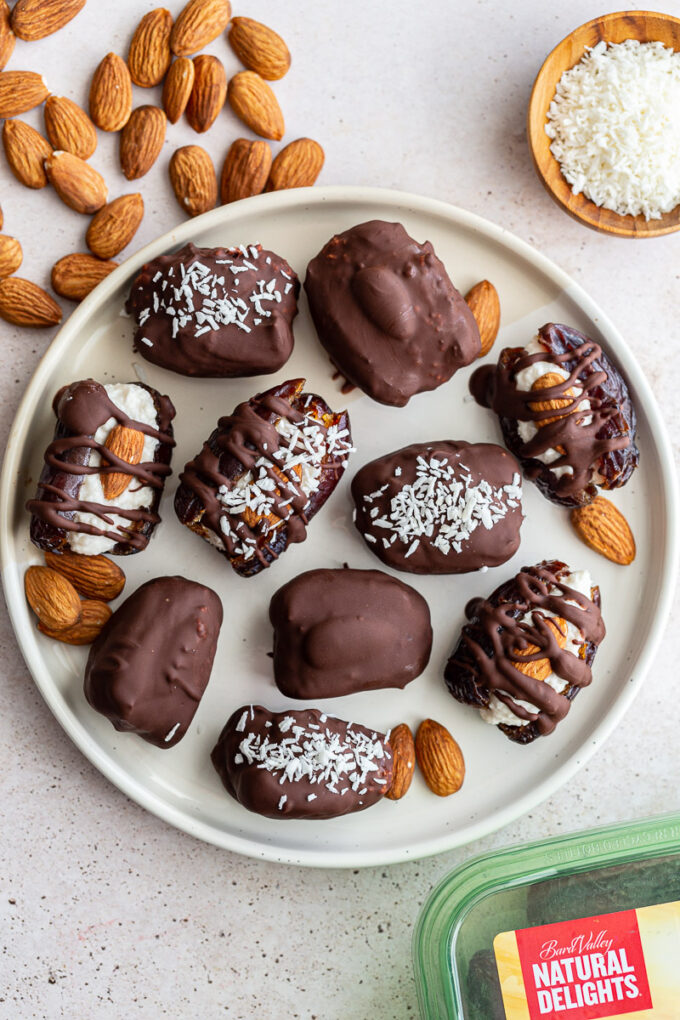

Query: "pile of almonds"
(0, 0), (325, 326)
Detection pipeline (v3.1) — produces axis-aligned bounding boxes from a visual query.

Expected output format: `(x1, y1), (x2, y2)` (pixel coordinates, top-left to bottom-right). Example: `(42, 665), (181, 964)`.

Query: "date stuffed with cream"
(211, 705), (393, 819)
(444, 559), (605, 744)
(470, 322), (639, 507)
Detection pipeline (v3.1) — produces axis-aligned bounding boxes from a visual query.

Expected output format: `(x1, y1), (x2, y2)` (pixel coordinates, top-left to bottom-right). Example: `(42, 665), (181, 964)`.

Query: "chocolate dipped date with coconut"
(174, 379), (353, 578)
(84, 575), (223, 748)
(304, 220), (480, 406)
(27, 379), (175, 556)
(269, 567), (433, 699)
(351, 440), (523, 574)
(126, 242), (299, 377)
(211, 705), (393, 819)
(444, 559), (605, 744)
(469, 322), (639, 508)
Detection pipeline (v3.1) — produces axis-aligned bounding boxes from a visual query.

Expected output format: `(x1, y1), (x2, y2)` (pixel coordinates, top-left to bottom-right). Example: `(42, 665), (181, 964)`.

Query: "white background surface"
(0, 1), (678, 1017)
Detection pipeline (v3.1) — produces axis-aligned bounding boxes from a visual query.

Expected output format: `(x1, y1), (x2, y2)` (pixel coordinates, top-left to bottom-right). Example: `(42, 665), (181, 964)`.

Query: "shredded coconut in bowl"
(545, 39), (680, 220)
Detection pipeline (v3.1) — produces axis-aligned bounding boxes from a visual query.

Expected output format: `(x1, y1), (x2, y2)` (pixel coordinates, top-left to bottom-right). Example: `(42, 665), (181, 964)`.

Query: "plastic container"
(413, 812), (680, 1018)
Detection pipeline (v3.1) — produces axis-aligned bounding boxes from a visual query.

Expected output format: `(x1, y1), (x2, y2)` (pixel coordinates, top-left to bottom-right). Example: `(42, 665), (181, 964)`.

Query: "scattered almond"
(170, 0), (231, 57)
(25, 565), (81, 630)
(89, 53), (132, 132)
(38, 599), (112, 644)
(465, 280), (500, 357)
(0, 234), (22, 278)
(11, 0), (85, 41)
(44, 549), (125, 601)
(385, 723), (415, 801)
(415, 719), (465, 797)
(228, 17), (290, 81)
(571, 496), (636, 566)
(101, 425), (145, 500)
(220, 137), (271, 204)
(0, 70), (49, 119)
(227, 70), (284, 141)
(512, 616), (568, 683)
(186, 54), (226, 134)
(128, 7), (173, 88)
(86, 193), (144, 260)
(44, 96), (97, 160)
(266, 137), (324, 192)
(0, 277), (61, 327)
(0, 1), (15, 72)
(0, 205), (3, 230)
(120, 105), (166, 180)
(530, 371), (574, 427)
(52, 252), (118, 301)
(2, 119), (52, 189)
(162, 56), (195, 123)
(169, 145), (217, 217)
(45, 150), (108, 214)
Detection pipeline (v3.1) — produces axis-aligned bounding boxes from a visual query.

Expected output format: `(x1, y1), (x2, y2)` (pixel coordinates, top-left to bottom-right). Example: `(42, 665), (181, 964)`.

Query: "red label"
(514, 909), (653, 1018)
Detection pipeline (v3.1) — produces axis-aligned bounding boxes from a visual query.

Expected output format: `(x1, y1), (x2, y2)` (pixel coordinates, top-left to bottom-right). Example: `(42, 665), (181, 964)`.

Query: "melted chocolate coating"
(304, 220), (480, 406)
(269, 567), (433, 699)
(211, 705), (393, 819)
(126, 242), (299, 378)
(470, 322), (639, 507)
(27, 379), (175, 555)
(84, 576), (223, 748)
(174, 379), (352, 577)
(444, 560), (605, 744)
(351, 440), (523, 574)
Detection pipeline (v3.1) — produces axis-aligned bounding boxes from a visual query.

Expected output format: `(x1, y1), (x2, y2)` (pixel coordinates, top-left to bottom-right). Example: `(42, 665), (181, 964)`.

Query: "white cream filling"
(480, 569), (593, 727)
(68, 383), (159, 555)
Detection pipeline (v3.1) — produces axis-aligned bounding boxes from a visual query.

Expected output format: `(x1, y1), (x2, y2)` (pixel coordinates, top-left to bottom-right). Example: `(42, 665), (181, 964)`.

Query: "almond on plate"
(266, 138), (324, 191)
(465, 279), (500, 357)
(44, 96), (97, 160)
(186, 54), (226, 133)
(25, 565), (81, 630)
(169, 145), (217, 217)
(44, 549), (125, 601)
(0, 1), (16, 71)
(86, 193), (144, 259)
(119, 105), (166, 180)
(0, 70), (49, 119)
(11, 0), (86, 41)
(38, 599), (112, 645)
(89, 53), (132, 132)
(571, 496), (636, 565)
(128, 7), (173, 88)
(162, 56), (195, 123)
(0, 277), (62, 327)
(2, 119), (52, 189)
(101, 425), (145, 500)
(228, 17), (290, 80)
(415, 718), (465, 797)
(227, 70), (284, 141)
(170, 0), (231, 57)
(45, 150), (108, 214)
(51, 252), (118, 301)
(0, 234), (22, 278)
(385, 723), (416, 801)
(220, 137), (271, 204)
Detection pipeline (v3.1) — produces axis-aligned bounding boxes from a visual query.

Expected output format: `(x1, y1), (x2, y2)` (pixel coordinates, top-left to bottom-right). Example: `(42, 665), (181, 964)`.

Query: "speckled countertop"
(1, 2), (678, 1017)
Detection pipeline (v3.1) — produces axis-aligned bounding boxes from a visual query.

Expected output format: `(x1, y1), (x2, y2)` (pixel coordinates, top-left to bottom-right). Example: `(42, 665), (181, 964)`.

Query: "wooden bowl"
(528, 10), (680, 237)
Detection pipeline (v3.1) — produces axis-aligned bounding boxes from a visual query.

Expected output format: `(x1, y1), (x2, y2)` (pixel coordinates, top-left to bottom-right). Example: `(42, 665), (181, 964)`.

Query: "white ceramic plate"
(1, 187), (677, 868)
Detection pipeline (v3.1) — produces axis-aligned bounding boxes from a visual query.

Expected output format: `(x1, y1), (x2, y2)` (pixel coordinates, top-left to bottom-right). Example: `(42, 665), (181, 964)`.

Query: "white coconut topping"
(545, 39), (680, 220)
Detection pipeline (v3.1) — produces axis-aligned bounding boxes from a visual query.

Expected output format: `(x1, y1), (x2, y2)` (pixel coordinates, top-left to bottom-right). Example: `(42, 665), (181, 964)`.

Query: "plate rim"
(1, 185), (677, 868)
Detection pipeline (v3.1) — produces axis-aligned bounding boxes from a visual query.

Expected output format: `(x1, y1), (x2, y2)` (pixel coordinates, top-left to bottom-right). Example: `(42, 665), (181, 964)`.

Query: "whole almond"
(89, 53), (132, 132)
(0, 70), (49, 119)
(86, 193), (144, 260)
(11, 0), (85, 41)
(45, 150), (108, 214)
(52, 252), (118, 301)
(266, 138), (324, 192)
(415, 719), (465, 797)
(44, 96), (97, 160)
(170, 0), (231, 57)
(39, 599), (112, 645)
(512, 616), (568, 683)
(128, 8), (173, 88)
(162, 56), (195, 123)
(120, 105), (166, 180)
(0, 205), (3, 230)
(169, 145), (217, 217)
(227, 71), (284, 141)
(0, 277), (61, 327)
(465, 280), (500, 357)
(385, 724), (416, 802)
(25, 565), (81, 630)
(0, 1), (15, 71)
(0, 235), (22, 278)
(530, 371), (575, 427)
(186, 54), (226, 133)
(228, 17), (290, 81)
(2, 119), (52, 189)
(45, 549), (125, 601)
(101, 425), (145, 500)
(220, 138), (271, 204)
(571, 496), (636, 566)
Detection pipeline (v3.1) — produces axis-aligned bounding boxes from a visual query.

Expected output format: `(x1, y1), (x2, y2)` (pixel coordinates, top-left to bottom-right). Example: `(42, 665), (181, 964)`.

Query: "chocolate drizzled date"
(211, 705), (393, 819)
(470, 322), (639, 507)
(304, 220), (480, 407)
(126, 242), (299, 378)
(444, 560), (605, 744)
(84, 576), (222, 748)
(27, 379), (175, 556)
(174, 379), (353, 577)
(269, 568), (433, 699)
